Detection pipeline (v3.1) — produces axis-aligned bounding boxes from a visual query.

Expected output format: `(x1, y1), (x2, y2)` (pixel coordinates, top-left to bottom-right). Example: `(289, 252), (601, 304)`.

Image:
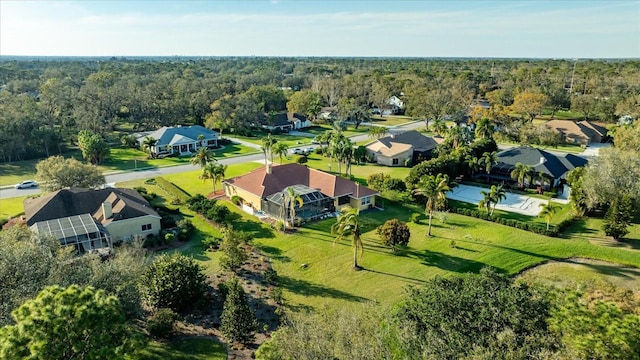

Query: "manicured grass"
(115, 162), (262, 197)
(237, 200), (640, 311)
(370, 115), (416, 126)
(132, 338), (226, 360)
(519, 258), (640, 291)
(0, 158), (44, 187)
(0, 196), (28, 220)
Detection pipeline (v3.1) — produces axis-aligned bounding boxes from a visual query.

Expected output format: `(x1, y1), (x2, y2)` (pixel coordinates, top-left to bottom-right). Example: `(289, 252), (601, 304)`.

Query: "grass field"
(0, 144), (258, 187)
(370, 115), (416, 127)
(132, 338), (227, 360)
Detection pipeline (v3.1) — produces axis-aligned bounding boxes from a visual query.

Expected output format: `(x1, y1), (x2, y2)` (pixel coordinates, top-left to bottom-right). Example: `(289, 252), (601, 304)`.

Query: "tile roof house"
(135, 125), (219, 156)
(489, 146), (588, 188)
(260, 112), (311, 132)
(366, 130), (440, 166)
(24, 188), (161, 253)
(543, 120), (608, 146)
(223, 163), (378, 222)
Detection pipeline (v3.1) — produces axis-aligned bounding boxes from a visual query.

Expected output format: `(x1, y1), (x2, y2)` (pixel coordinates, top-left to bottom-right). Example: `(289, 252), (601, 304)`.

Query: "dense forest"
(1, 57), (639, 162)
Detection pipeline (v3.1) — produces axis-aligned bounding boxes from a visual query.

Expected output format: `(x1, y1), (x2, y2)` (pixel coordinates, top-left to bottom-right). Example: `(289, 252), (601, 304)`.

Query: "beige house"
(543, 120), (608, 146)
(223, 163), (378, 222)
(24, 188), (160, 253)
(366, 130), (441, 166)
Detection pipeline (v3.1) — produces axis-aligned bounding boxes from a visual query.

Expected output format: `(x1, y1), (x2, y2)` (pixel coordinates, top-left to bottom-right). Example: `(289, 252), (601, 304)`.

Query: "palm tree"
(190, 147), (213, 169)
(280, 186), (304, 230)
(475, 118), (495, 139)
(510, 162), (531, 189)
(539, 200), (560, 231)
(331, 206), (363, 269)
(141, 136), (157, 158)
(478, 188), (494, 214)
(465, 155), (481, 178)
(261, 134), (277, 165)
(368, 126), (388, 140)
(412, 173), (454, 237)
(430, 118), (447, 135)
(480, 151), (498, 183)
(212, 163), (227, 193)
(490, 184), (507, 216)
(272, 142), (289, 164)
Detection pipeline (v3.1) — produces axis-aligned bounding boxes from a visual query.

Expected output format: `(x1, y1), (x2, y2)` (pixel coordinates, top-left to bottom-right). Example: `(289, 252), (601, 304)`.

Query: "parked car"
(15, 180), (38, 189)
(292, 148), (304, 155)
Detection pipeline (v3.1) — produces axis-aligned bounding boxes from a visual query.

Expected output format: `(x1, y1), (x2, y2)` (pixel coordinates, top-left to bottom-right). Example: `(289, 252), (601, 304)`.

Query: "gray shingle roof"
(24, 188), (159, 226)
(378, 130), (439, 152)
(140, 125), (218, 147)
(494, 146), (588, 179)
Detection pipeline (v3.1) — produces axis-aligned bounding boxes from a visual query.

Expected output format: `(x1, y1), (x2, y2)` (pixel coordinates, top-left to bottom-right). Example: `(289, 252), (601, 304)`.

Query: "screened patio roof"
(265, 184), (330, 206)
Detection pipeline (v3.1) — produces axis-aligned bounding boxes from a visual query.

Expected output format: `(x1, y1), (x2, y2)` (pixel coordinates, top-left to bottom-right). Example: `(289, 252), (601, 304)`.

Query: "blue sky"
(1, 1), (638, 58)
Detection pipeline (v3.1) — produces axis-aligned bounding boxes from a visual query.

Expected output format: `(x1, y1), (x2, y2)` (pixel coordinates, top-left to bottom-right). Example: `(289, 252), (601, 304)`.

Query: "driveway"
(581, 142), (611, 158)
(447, 184), (556, 216)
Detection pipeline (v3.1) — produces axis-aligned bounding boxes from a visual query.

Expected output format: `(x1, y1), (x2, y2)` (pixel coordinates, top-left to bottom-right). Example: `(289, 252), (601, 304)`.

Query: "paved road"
(0, 152), (266, 200)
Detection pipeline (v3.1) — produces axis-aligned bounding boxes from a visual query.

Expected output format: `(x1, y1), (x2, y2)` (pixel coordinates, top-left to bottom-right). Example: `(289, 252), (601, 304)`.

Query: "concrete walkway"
(446, 184), (567, 216)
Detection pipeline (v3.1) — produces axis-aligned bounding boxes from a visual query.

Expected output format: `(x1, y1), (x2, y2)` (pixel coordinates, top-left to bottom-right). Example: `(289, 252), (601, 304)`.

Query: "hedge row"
(155, 177), (190, 204)
(450, 207), (571, 237)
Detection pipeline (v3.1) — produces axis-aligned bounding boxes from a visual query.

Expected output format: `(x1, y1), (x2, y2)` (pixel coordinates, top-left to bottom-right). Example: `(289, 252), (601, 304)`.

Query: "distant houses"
(543, 120), (608, 146)
(135, 125), (219, 156)
(260, 112), (311, 132)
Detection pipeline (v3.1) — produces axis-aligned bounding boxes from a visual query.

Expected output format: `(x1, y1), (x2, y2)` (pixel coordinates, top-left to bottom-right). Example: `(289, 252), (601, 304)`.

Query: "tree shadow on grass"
(403, 248), (495, 274)
(231, 216), (275, 239)
(257, 245), (291, 263)
(363, 268), (428, 286)
(562, 259), (640, 279)
(278, 275), (368, 303)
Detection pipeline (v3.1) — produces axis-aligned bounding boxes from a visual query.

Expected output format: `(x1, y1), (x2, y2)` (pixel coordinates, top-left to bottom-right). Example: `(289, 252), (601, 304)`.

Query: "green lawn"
(0, 144), (258, 187)
(132, 338), (226, 360)
(370, 115), (416, 127)
(0, 196), (28, 220)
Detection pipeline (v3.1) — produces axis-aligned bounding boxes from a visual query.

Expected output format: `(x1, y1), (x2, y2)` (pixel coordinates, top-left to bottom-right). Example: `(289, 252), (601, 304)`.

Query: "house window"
(362, 196), (371, 206)
(392, 158), (399, 165)
(142, 224), (152, 231)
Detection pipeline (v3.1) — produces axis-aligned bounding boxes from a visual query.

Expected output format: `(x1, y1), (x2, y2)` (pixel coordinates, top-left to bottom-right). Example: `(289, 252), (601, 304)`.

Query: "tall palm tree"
(212, 163), (227, 193)
(539, 200), (560, 231)
(510, 162), (532, 189)
(261, 134), (277, 165)
(190, 147), (213, 169)
(465, 155), (481, 179)
(280, 186), (304, 230)
(430, 118), (447, 135)
(490, 184), (507, 216)
(481, 151), (498, 184)
(141, 136), (157, 158)
(331, 206), (363, 269)
(412, 173), (454, 237)
(368, 126), (388, 140)
(478, 189), (494, 214)
(475, 118), (495, 139)
(272, 142), (289, 164)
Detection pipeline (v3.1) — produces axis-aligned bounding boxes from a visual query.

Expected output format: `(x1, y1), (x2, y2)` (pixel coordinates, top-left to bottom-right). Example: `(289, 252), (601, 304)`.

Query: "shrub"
(367, 173), (389, 191)
(263, 269), (278, 285)
(221, 278), (258, 343)
(410, 213), (421, 224)
(155, 177), (190, 204)
(295, 155), (308, 164)
(377, 219), (411, 252)
(203, 237), (221, 251)
(206, 204), (231, 223)
(231, 195), (243, 205)
(176, 219), (194, 241)
(139, 253), (207, 312)
(164, 233), (175, 245)
(147, 308), (178, 338)
(383, 177), (407, 192)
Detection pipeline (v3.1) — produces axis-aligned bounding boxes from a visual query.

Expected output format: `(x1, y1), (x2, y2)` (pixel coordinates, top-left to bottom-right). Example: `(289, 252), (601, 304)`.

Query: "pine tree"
(221, 278), (257, 343)
(603, 195), (634, 240)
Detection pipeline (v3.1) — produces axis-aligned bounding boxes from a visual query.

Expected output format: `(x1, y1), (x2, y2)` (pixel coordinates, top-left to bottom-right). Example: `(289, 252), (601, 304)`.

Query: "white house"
(136, 125), (219, 156)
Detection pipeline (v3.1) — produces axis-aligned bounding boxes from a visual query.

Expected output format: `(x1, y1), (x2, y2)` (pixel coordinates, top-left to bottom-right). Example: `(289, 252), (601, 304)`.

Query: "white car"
(14, 180), (38, 189)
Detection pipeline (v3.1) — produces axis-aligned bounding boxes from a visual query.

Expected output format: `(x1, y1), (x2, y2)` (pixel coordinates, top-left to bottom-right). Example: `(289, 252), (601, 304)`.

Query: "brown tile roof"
(24, 188), (159, 226)
(578, 121), (608, 137)
(225, 163), (377, 199)
(366, 141), (413, 157)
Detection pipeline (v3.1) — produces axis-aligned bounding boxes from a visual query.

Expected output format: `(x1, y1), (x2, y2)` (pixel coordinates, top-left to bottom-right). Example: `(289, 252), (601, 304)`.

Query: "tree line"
(1, 57), (639, 162)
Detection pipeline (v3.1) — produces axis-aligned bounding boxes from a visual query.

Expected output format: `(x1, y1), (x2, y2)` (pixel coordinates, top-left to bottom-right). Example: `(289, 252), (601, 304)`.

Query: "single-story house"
(366, 130), (440, 166)
(488, 146), (588, 188)
(24, 188), (161, 253)
(543, 120), (608, 146)
(135, 125), (219, 156)
(260, 112), (311, 132)
(223, 163), (378, 222)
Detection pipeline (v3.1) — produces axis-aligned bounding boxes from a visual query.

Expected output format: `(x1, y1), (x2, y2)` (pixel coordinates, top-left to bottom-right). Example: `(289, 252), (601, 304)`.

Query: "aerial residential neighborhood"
(0, 1), (639, 359)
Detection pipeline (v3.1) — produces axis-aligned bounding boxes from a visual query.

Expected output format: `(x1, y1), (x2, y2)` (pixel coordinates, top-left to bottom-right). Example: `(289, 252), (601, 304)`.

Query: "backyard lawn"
(132, 338), (227, 360)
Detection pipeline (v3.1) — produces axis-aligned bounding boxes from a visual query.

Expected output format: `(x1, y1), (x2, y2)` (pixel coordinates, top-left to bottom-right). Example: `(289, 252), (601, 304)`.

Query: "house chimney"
(266, 163), (272, 174)
(539, 156), (546, 164)
(102, 202), (112, 219)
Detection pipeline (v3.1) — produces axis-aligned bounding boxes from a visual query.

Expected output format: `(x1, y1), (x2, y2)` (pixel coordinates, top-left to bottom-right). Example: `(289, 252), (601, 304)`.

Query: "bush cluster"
(155, 177), (190, 204)
(367, 173), (407, 192)
(186, 194), (231, 224)
(451, 207), (560, 237)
